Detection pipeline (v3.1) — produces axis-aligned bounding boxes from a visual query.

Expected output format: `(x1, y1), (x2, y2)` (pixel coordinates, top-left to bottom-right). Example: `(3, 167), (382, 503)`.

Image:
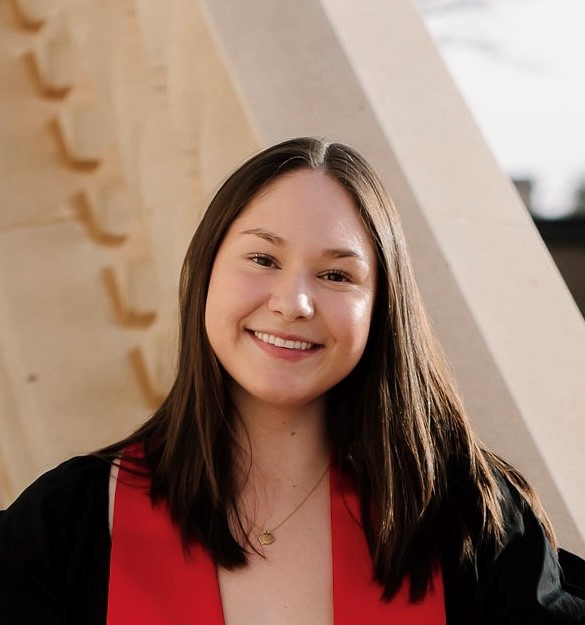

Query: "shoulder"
(20, 453), (111, 495)
(0, 455), (112, 623)
(490, 468), (530, 543)
(475, 467), (585, 623)
(0, 454), (111, 560)
(2, 455), (110, 523)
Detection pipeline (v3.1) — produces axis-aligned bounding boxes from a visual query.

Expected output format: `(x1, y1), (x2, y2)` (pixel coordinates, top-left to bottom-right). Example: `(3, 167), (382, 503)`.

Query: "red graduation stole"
(107, 458), (446, 624)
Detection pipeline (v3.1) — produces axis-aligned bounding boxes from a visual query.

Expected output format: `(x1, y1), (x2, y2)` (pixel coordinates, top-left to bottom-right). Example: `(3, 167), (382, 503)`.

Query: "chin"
(243, 385), (323, 409)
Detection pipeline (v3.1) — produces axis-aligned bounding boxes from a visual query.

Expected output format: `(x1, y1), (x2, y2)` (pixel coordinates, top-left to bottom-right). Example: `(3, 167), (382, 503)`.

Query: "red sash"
(330, 468), (445, 624)
(108, 458), (445, 624)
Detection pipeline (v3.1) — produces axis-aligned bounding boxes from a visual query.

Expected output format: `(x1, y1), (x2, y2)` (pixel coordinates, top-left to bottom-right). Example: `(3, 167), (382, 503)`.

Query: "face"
(204, 169), (377, 410)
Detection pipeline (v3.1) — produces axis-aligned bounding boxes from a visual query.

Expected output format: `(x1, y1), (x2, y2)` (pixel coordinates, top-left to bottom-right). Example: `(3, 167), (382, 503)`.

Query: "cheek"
(205, 266), (268, 335)
(357, 281), (377, 343)
(352, 296), (374, 325)
(203, 294), (219, 353)
(204, 264), (232, 345)
(331, 294), (375, 354)
(352, 308), (374, 356)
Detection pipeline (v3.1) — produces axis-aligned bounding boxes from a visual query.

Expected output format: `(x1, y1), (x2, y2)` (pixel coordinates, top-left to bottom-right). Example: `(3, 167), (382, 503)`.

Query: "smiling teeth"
(253, 332), (313, 351)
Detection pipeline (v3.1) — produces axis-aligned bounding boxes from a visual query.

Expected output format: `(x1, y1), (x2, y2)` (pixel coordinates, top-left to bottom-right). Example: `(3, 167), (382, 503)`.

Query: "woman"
(1, 137), (584, 624)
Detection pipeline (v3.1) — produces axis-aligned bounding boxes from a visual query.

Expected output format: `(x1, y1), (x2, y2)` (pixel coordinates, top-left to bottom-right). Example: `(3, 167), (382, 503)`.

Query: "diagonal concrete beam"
(198, 0), (585, 552)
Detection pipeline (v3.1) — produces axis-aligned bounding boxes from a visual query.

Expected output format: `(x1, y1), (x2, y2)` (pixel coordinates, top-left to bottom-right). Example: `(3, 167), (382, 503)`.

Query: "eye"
(249, 253), (278, 268)
(319, 269), (353, 283)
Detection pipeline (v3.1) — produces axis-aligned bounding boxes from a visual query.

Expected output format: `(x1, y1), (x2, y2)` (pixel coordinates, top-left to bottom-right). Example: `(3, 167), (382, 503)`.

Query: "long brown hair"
(100, 137), (555, 601)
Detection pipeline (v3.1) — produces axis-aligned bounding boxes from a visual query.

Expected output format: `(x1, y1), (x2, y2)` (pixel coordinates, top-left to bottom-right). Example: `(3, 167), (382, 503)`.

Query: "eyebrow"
(239, 228), (368, 262)
(240, 228), (285, 246)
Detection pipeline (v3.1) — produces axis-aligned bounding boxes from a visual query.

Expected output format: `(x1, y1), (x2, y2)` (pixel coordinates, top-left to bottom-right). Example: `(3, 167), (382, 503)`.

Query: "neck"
(231, 391), (330, 488)
(227, 391), (332, 544)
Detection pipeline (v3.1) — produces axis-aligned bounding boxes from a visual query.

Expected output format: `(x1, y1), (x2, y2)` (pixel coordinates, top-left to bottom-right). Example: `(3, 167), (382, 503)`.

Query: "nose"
(268, 273), (314, 321)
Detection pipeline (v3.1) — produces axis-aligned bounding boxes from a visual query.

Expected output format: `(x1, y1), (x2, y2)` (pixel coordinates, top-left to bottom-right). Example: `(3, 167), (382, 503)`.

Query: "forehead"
(230, 169), (374, 253)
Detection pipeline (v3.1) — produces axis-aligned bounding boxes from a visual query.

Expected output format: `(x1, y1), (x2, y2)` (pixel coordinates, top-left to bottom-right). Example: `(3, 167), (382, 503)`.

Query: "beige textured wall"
(0, 0), (257, 503)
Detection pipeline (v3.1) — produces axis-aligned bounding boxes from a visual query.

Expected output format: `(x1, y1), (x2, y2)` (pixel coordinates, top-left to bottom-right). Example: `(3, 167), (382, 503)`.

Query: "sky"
(418, 0), (585, 217)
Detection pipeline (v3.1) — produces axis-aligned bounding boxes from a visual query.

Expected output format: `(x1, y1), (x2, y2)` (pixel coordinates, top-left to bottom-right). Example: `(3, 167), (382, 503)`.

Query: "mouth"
(248, 330), (319, 352)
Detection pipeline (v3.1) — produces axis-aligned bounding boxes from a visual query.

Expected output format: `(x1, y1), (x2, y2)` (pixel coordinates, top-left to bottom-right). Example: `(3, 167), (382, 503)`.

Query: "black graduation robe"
(1, 455), (584, 624)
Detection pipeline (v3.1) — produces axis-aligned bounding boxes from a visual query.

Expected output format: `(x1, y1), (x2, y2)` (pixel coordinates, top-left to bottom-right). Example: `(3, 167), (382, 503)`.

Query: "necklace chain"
(257, 462), (330, 545)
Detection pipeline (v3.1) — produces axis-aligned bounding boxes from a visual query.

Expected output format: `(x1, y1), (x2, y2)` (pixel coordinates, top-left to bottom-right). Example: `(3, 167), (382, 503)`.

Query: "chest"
(108, 463), (447, 625)
(218, 498), (333, 625)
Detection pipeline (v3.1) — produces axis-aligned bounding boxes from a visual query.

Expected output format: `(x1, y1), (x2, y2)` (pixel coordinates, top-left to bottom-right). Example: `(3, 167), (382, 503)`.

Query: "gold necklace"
(257, 463), (330, 545)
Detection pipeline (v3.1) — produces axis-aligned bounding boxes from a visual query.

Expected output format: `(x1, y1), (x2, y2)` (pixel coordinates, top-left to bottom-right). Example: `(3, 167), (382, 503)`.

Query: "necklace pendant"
(258, 531), (275, 545)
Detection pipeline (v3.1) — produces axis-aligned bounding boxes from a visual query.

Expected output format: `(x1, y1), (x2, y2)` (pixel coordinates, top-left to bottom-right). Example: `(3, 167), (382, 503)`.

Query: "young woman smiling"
(1, 138), (584, 624)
